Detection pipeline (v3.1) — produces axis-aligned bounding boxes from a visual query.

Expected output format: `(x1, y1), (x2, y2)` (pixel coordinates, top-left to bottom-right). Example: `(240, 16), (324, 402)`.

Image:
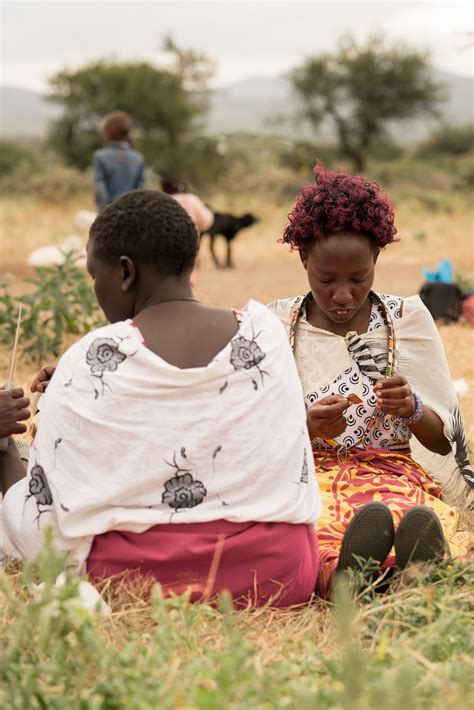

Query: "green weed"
(0, 254), (103, 361)
(0, 537), (472, 709)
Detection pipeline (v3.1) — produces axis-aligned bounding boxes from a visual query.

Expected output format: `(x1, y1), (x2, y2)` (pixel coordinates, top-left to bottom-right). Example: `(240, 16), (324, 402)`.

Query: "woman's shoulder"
(375, 292), (433, 322)
(235, 300), (294, 354)
(375, 292), (404, 319)
(266, 296), (305, 322)
(56, 321), (139, 369)
(242, 299), (289, 328)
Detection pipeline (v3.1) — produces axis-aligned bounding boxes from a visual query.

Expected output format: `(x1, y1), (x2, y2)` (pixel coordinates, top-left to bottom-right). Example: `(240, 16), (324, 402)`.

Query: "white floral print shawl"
(268, 294), (474, 511)
(2, 300), (321, 569)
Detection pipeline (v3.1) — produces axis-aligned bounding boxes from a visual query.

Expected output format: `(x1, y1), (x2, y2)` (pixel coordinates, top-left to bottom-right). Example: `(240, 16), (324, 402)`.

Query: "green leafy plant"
(0, 139), (40, 177)
(0, 163), (91, 202)
(0, 254), (104, 361)
(1, 541), (472, 708)
(419, 123), (474, 157)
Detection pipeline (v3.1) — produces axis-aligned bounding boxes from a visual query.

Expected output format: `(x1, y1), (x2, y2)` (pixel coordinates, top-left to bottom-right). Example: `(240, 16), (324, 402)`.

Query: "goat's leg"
(209, 235), (222, 269)
(225, 239), (234, 269)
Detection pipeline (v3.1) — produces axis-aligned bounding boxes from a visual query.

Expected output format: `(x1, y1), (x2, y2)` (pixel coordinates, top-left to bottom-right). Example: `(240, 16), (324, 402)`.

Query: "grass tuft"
(1, 537), (472, 708)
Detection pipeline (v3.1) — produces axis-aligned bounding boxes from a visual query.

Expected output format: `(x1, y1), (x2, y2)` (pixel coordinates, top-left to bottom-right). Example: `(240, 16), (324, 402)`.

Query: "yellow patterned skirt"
(314, 447), (471, 597)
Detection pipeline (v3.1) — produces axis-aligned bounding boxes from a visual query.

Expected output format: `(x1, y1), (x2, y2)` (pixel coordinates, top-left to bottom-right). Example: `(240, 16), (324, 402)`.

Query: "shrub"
(419, 123), (474, 156)
(150, 135), (226, 190)
(0, 139), (40, 177)
(452, 160), (474, 192)
(278, 139), (340, 174)
(0, 163), (91, 202)
(0, 254), (103, 360)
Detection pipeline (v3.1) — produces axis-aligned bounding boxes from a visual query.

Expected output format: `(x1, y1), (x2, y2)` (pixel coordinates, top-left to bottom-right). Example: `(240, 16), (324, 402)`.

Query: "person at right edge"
(268, 162), (473, 597)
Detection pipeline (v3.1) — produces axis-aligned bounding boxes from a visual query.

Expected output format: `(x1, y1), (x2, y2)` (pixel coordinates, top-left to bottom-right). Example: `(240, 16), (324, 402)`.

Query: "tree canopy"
(291, 36), (443, 171)
(47, 48), (219, 184)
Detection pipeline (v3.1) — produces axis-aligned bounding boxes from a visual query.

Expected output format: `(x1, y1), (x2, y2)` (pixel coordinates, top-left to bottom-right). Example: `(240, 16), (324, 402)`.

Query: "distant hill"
(1, 70), (472, 141)
(0, 86), (60, 137)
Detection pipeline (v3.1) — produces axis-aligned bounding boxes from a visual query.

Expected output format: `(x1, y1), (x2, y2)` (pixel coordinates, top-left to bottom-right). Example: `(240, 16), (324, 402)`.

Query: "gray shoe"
(338, 502), (395, 572)
(394, 506), (446, 569)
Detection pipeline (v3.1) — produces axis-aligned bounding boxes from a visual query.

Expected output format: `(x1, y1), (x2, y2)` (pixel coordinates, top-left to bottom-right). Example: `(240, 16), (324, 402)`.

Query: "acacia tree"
(291, 36), (443, 171)
(47, 43), (219, 185)
(162, 34), (215, 94)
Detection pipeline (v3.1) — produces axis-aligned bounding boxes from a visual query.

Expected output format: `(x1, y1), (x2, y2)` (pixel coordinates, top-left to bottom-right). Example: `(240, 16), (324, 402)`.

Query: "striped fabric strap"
(289, 291), (396, 452)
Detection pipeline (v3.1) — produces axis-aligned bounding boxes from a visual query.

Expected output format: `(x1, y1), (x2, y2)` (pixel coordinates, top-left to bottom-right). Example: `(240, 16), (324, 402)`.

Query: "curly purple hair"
(282, 163), (398, 250)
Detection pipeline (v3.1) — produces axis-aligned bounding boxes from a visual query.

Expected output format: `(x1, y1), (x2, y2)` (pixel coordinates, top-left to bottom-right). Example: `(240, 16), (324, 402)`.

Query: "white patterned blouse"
(268, 293), (412, 452)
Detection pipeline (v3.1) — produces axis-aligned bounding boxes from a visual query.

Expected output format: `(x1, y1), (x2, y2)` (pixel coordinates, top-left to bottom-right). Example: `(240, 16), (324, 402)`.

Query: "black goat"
(202, 212), (258, 268)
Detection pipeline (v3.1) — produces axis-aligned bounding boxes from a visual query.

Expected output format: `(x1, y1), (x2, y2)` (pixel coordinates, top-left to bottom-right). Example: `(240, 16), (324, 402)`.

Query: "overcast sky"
(2, 0), (473, 92)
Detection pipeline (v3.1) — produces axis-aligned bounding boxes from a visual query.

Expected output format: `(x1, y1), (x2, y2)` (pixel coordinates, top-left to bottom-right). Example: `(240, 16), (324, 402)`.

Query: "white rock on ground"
(28, 235), (86, 268)
(74, 210), (97, 233)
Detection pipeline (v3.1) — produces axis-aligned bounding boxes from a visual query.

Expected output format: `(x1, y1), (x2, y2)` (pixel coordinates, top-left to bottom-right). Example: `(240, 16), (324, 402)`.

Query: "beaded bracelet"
(396, 391), (424, 426)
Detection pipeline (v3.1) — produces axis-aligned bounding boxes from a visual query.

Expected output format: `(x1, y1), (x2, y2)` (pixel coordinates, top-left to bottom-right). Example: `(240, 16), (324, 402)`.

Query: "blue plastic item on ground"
(423, 258), (454, 284)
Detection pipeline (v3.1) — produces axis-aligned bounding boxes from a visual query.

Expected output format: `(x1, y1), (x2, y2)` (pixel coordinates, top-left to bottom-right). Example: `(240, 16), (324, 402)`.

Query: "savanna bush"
(418, 123), (474, 157)
(0, 139), (40, 177)
(452, 159), (474, 191)
(0, 254), (103, 360)
(278, 139), (340, 174)
(0, 162), (91, 202)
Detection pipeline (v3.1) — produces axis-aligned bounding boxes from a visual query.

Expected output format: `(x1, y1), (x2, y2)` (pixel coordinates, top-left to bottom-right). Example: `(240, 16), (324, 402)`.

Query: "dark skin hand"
(307, 395), (351, 440)
(0, 387), (30, 437)
(0, 388), (29, 495)
(307, 380), (450, 455)
(30, 365), (56, 393)
(374, 375), (451, 455)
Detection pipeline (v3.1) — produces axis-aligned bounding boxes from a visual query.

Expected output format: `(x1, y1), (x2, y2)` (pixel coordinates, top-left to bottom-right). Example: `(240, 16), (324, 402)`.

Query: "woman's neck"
(132, 275), (196, 319)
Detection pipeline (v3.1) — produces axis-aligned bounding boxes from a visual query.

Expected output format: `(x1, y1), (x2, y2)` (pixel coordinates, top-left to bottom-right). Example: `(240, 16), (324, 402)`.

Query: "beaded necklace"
(289, 291), (395, 455)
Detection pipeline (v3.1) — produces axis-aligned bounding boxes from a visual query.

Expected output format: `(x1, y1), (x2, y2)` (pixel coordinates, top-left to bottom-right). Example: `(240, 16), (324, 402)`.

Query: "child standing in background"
(93, 111), (145, 212)
(161, 179), (214, 285)
(161, 179), (214, 234)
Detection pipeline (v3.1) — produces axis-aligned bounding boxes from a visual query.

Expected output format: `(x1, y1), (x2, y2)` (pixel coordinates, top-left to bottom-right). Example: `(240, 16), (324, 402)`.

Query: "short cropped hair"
(90, 190), (199, 275)
(282, 162), (398, 250)
(100, 111), (133, 141)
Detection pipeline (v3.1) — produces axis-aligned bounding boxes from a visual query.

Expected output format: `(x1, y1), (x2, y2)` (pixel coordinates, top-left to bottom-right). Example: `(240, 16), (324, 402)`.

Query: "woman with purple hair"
(269, 163), (472, 596)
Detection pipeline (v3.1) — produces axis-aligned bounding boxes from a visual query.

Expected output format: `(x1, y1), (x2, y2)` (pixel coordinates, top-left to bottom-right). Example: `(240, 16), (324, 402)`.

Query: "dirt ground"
(2, 191), (473, 299)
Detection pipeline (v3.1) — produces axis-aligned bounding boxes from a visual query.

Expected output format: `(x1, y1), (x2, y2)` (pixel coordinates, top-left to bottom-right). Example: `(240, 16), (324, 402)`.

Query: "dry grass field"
(1, 191), (473, 708)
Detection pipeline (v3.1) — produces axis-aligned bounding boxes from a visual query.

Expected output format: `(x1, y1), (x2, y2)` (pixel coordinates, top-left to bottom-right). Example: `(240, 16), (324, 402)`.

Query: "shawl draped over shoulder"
(268, 294), (474, 511)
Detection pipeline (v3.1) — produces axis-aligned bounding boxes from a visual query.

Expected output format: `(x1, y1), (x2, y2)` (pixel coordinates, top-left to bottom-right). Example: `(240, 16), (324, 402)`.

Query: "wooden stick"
(6, 303), (23, 388)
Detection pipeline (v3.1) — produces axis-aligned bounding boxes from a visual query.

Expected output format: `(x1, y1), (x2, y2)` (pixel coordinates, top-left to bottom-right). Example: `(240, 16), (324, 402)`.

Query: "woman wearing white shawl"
(1, 190), (321, 607)
(269, 164), (472, 596)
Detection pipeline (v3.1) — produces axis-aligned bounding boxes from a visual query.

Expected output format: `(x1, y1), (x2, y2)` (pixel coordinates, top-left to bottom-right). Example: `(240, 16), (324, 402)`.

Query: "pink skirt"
(87, 520), (319, 608)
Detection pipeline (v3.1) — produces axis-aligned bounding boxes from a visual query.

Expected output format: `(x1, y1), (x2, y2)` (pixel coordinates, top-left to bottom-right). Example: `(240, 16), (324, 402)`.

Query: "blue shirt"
(93, 141), (145, 211)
